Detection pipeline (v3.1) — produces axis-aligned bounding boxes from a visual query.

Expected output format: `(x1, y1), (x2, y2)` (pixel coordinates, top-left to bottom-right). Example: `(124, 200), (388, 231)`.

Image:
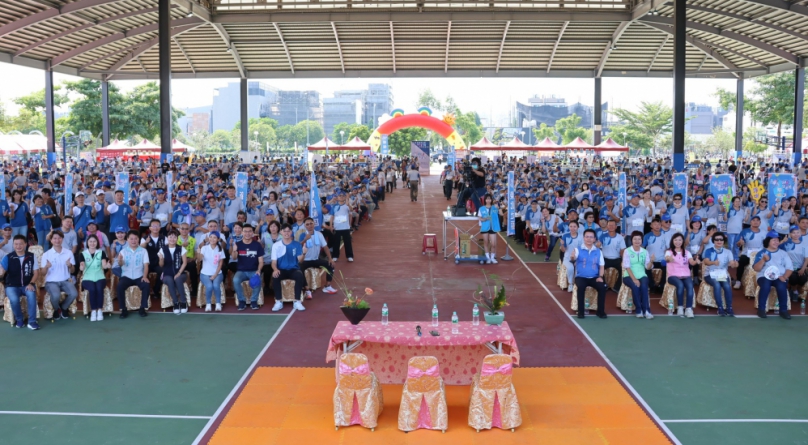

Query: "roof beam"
(631, 0), (670, 20)
(230, 38), (610, 45)
(172, 36), (195, 74)
(390, 21), (396, 74)
(331, 22), (345, 74)
(136, 56), (146, 72)
(596, 21), (631, 78)
(273, 23), (294, 74)
(171, 0), (212, 22)
(647, 35), (669, 72)
(13, 6), (168, 57)
(444, 21), (451, 74)
(547, 21), (568, 73)
(495, 21), (510, 73)
(736, 0), (808, 18)
(51, 16), (203, 67)
(0, 0), (129, 39)
(211, 23), (246, 78)
(213, 10), (631, 24)
(640, 15), (799, 64)
(639, 22), (739, 72)
(697, 55), (708, 71)
(105, 23), (204, 77)
(687, 4), (808, 44)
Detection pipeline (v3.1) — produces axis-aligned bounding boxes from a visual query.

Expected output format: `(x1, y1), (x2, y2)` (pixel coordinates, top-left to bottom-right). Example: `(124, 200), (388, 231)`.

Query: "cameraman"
(459, 157), (487, 214)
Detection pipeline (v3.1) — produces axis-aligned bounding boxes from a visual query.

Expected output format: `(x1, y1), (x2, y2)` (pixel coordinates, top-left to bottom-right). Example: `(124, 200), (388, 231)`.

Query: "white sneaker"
(215, 303), (222, 312)
(685, 307), (695, 318)
(645, 311), (654, 320)
(490, 255), (498, 264)
(293, 300), (306, 311)
(568, 285), (574, 293)
(676, 306), (684, 317)
(272, 301), (283, 311)
(97, 310), (103, 321)
(636, 313), (645, 318)
(332, 258), (337, 263)
(305, 290), (313, 300)
(181, 304), (188, 314)
(323, 286), (337, 294)
(733, 281), (741, 290)
(90, 310), (97, 322)
(205, 304), (212, 312)
(173, 305), (180, 315)
(347, 257), (354, 262)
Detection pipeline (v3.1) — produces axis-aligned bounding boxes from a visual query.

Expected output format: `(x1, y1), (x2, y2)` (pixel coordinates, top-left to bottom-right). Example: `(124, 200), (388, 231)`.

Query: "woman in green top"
(79, 234), (110, 322)
(622, 230), (653, 319)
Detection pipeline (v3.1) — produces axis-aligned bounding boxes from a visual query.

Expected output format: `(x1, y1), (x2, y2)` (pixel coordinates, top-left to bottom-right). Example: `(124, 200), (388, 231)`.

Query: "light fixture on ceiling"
(226, 45), (233, 53)
(187, 4), (193, 17)
(611, 44), (617, 50)
(651, 9), (660, 16)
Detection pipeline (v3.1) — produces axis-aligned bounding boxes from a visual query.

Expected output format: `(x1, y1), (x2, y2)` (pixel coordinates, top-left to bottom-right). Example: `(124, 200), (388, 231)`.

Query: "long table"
(326, 321), (520, 385)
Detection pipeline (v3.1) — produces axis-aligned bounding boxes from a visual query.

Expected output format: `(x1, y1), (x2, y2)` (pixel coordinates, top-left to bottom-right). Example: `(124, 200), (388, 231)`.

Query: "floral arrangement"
(325, 268), (373, 309)
(471, 270), (512, 315)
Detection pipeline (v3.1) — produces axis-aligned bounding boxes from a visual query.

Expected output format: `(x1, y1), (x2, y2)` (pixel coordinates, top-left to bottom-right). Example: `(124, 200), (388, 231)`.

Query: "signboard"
(235, 172), (248, 207)
(115, 172), (129, 205)
(65, 173), (74, 217)
(410, 141), (430, 175)
(310, 172), (323, 231)
(672, 173), (688, 203)
(447, 150), (456, 168)
(618, 172), (627, 234)
(380, 135), (389, 155)
(768, 173), (796, 207)
(166, 171), (173, 211)
(507, 171), (515, 236)
(710, 174), (735, 231)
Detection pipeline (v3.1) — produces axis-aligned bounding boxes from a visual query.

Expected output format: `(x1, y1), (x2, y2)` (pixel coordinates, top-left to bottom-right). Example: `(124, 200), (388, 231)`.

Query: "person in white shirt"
(299, 217), (337, 298)
(116, 230), (151, 318)
(408, 165), (422, 202)
(197, 231), (225, 312)
(40, 230), (78, 321)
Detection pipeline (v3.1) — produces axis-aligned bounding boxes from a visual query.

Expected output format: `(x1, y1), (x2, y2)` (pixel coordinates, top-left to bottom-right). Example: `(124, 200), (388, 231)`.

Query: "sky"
(0, 62), (740, 127)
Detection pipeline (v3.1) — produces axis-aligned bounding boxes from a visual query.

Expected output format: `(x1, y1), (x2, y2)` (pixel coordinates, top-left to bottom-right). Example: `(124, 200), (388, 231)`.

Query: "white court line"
(503, 234), (682, 445)
(663, 419), (808, 423)
(148, 311), (289, 316)
(0, 411), (209, 420)
(191, 308), (296, 445)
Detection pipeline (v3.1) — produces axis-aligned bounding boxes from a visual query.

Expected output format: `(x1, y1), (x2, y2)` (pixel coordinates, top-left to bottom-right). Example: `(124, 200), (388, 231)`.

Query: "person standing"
(569, 229), (608, 319)
(159, 230), (189, 314)
(32, 194), (54, 251)
(440, 165), (454, 200)
(330, 192), (354, 263)
(409, 165), (421, 202)
(478, 194), (501, 264)
(79, 234), (109, 322)
(270, 224), (307, 312)
(231, 224), (264, 311)
(41, 230), (79, 321)
(0, 235), (41, 330)
(116, 230), (151, 318)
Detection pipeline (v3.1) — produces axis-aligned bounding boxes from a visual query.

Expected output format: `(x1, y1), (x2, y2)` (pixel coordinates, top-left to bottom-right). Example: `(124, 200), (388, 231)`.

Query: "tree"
(612, 101), (673, 157)
(210, 129), (236, 152)
(63, 79), (128, 139)
(491, 128), (504, 145)
(388, 127), (427, 157)
(455, 111), (483, 146)
(609, 124), (654, 155)
(124, 82), (183, 141)
(532, 123), (556, 143)
(704, 127), (735, 158)
(331, 122), (356, 144)
(347, 124), (371, 142)
(187, 130), (212, 154)
(232, 118), (278, 151)
(746, 71), (798, 139)
(416, 89), (442, 112)
(554, 113), (592, 144)
(443, 96), (460, 114)
(13, 86), (68, 113)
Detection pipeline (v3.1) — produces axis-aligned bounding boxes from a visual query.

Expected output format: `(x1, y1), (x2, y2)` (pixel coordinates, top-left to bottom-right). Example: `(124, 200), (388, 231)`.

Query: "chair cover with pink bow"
(333, 353), (383, 430)
(468, 354), (522, 431)
(398, 356), (448, 432)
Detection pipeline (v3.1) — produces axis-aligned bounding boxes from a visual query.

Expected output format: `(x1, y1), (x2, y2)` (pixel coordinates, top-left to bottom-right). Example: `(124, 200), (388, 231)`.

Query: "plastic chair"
(468, 354), (522, 432)
(398, 356), (448, 432)
(333, 353), (383, 431)
(422, 234), (438, 255)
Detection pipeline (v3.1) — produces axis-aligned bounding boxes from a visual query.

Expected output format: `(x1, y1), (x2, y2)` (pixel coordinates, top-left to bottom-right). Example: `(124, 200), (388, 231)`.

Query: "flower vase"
(483, 311), (505, 326)
(341, 307), (370, 325)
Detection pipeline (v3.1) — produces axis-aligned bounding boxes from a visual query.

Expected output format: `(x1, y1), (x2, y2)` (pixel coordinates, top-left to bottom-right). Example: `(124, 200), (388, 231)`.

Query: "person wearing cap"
(116, 229), (151, 318)
(41, 230), (78, 321)
(725, 196), (746, 264)
(299, 217), (338, 297)
(667, 193), (689, 236)
(32, 194), (54, 251)
(171, 202), (192, 231)
(71, 192), (94, 240)
(106, 190), (132, 240)
(702, 232), (738, 316)
(83, 221), (109, 256)
(753, 231), (792, 319)
(623, 193), (648, 237)
(330, 192), (354, 263)
(152, 188), (171, 236)
(137, 201), (153, 236)
(158, 230), (189, 314)
(271, 223), (308, 312)
(197, 230), (225, 312)
(702, 193), (725, 229)
(539, 207), (561, 262)
(771, 198), (794, 240)
(176, 222), (198, 297)
(0, 235), (41, 330)
(735, 215), (764, 288)
(92, 189), (108, 235)
(642, 217), (668, 293)
(0, 188), (11, 228)
(779, 225), (808, 302)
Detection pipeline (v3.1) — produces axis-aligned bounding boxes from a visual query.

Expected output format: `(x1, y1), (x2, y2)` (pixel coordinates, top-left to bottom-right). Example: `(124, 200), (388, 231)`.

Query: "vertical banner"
(116, 171), (129, 204)
(0, 172), (5, 203)
(507, 171), (515, 236)
(447, 150), (456, 168)
(710, 174), (735, 231)
(410, 141), (431, 175)
(672, 172), (688, 202)
(768, 173), (796, 207)
(235, 171), (248, 207)
(381, 134), (389, 155)
(166, 171), (173, 211)
(310, 172), (323, 231)
(618, 172), (627, 234)
(65, 173), (74, 217)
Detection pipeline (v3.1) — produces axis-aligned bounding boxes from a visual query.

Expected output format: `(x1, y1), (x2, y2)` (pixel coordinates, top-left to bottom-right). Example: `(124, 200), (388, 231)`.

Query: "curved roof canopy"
(0, 0), (806, 80)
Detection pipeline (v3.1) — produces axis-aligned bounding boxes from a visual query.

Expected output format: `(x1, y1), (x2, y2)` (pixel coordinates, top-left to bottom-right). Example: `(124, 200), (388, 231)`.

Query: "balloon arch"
(367, 109), (467, 152)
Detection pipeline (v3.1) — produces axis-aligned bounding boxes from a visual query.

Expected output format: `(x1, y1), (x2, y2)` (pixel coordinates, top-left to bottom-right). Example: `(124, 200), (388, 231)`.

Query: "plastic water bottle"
(432, 304), (439, 327)
(801, 300), (806, 315)
(472, 304), (480, 326)
(627, 299), (633, 314)
(451, 312), (459, 334)
(774, 300), (780, 314)
(584, 300), (590, 315)
(668, 300), (674, 316)
(381, 303), (389, 325)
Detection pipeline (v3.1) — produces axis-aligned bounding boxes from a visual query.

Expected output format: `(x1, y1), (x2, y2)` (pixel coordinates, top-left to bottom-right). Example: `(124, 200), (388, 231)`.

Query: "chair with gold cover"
(333, 353), (383, 431)
(570, 285), (598, 311)
(659, 283), (677, 310)
(604, 267), (619, 290)
(557, 261), (567, 289)
(398, 356), (448, 432)
(468, 354), (521, 432)
(160, 282), (193, 311)
(78, 275), (115, 317)
(306, 268), (325, 291)
(123, 286), (151, 311)
(616, 284), (634, 312)
(280, 280), (297, 302)
(28, 246), (44, 288)
(696, 268), (718, 310)
(240, 279), (264, 307)
(196, 281), (226, 308)
(755, 286), (792, 313)
(2, 283), (42, 325)
(43, 292), (79, 320)
(650, 268), (663, 288)
(742, 268), (758, 299)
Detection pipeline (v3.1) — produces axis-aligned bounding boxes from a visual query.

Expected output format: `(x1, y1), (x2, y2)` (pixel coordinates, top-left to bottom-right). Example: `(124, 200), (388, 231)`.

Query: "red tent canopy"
(469, 136), (500, 150)
(498, 136), (532, 151)
(594, 138), (629, 152)
(307, 137), (351, 151)
(341, 137), (371, 150)
(564, 137), (596, 150)
(96, 139), (184, 159)
(533, 137), (562, 152)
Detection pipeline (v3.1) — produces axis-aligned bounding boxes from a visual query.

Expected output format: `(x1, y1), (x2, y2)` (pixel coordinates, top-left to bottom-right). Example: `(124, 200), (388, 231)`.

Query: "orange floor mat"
(208, 366), (670, 445)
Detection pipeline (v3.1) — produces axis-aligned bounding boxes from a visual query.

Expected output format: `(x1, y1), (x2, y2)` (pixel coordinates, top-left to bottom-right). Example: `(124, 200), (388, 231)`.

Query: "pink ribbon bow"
(480, 363), (513, 376)
(407, 364), (440, 379)
(338, 362), (370, 376)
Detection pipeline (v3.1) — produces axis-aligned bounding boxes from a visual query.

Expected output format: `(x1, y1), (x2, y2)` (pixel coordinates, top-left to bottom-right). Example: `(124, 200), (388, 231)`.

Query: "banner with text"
(768, 173), (797, 207)
(411, 141), (430, 175)
(672, 173), (688, 203)
(235, 172), (248, 207)
(310, 172), (323, 231)
(507, 171), (515, 236)
(381, 135), (389, 155)
(116, 172), (129, 205)
(618, 172), (627, 234)
(166, 171), (173, 211)
(65, 173), (74, 216)
(710, 174), (736, 231)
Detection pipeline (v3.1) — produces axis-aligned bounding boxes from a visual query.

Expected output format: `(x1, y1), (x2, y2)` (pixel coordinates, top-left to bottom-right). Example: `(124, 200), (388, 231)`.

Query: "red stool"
(422, 234), (438, 255)
(523, 230), (531, 249)
(533, 234), (549, 253)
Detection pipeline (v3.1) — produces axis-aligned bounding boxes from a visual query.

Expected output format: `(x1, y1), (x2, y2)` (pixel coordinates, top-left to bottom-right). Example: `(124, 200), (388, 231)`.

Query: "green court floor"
(0, 313), (285, 444)
(577, 316), (808, 445)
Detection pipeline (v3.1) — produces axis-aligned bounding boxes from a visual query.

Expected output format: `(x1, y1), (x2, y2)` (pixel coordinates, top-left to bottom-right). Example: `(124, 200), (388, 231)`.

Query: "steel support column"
(735, 76), (744, 161)
(671, 0), (686, 171)
(45, 61), (56, 167)
(795, 65), (805, 166)
(101, 76), (110, 147)
(240, 77), (248, 151)
(594, 77), (602, 146)
(158, 0), (172, 161)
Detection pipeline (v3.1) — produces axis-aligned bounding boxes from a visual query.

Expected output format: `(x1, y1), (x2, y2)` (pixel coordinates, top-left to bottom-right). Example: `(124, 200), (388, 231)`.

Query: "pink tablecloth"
(326, 321), (520, 385)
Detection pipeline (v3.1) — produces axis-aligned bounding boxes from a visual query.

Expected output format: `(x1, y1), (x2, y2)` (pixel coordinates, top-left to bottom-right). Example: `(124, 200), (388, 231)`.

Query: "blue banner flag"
(381, 134), (389, 155)
(507, 171), (515, 236)
(310, 172), (323, 231)
(0, 172), (5, 203)
(166, 171), (173, 211)
(65, 173), (74, 216)
(672, 173), (688, 203)
(618, 172), (627, 234)
(116, 172), (129, 205)
(768, 173), (796, 207)
(235, 172), (248, 207)
(447, 150), (456, 168)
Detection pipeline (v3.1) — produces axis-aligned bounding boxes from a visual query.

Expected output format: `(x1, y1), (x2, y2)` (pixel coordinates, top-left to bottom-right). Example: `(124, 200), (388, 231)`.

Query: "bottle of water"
(432, 304), (439, 327)
(451, 312), (459, 334)
(472, 304), (480, 326)
(668, 300), (674, 316)
(627, 299), (633, 314)
(774, 300), (780, 314)
(381, 303), (389, 325)
(801, 300), (806, 315)
(584, 300), (590, 315)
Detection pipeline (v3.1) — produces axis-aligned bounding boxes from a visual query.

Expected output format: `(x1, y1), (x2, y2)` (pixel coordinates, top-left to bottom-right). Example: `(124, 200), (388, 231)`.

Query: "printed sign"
(381, 134), (389, 155)
(768, 173), (796, 208)
(410, 141), (430, 175)
(672, 173), (688, 203)
(235, 172), (248, 207)
(618, 172), (627, 234)
(65, 173), (74, 216)
(115, 172), (129, 205)
(507, 171), (515, 236)
(166, 171), (173, 211)
(310, 172), (323, 231)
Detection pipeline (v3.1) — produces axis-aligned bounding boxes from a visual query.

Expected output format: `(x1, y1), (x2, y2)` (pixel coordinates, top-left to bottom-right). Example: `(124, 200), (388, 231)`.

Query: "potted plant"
(327, 268), (373, 325)
(472, 271), (510, 325)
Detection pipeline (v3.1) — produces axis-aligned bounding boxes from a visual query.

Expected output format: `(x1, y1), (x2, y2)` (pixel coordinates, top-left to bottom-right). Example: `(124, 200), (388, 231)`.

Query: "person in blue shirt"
(32, 194), (54, 251)
(270, 224), (307, 312)
(478, 194), (501, 265)
(0, 236), (40, 330)
(642, 217), (668, 293)
(702, 233), (738, 316)
(9, 189), (28, 238)
(0, 192), (11, 226)
(569, 229), (607, 319)
(735, 215), (765, 287)
(105, 190), (132, 240)
(753, 231), (793, 319)
(780, 226), (808, 302)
